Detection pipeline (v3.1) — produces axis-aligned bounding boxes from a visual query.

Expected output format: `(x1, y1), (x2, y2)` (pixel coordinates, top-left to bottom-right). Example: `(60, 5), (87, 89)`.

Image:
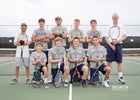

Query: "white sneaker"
(106, 77), (110, 84)
(48, 75), (52, 83)
(103, 81), (110, 88)
(118, 77), (125, 84)
(65, 79), (69, 83)
(44, 83), (49, 88)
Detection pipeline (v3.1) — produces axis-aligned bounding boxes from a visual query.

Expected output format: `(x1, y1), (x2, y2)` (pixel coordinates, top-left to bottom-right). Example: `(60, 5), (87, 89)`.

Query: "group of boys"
(11, 13), (126, 89)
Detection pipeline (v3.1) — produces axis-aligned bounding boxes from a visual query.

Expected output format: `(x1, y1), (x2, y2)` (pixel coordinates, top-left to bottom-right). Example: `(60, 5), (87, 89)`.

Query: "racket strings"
(109, 27), (120, 41)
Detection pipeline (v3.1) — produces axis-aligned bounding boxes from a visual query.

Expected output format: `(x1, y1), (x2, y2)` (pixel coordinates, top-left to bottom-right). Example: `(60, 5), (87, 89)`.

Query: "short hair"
(38, 18), (45, 23)
(74, 19), (80, 22)
(92, 36), (98, 40)
(55, 16), (62, 20)
(72, 37), (80, 42)
(36, 42), (43, 47)
(112, 13), (119, 19)
(54, 37), (63, 42)
(90, 19), (97, 24)
(21, 23), (27, 27)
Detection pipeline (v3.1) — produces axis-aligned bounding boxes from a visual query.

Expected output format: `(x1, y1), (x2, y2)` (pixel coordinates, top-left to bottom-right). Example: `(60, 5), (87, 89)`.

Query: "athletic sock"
(44, 78), (48, 83)
(118, 72), (123, 78)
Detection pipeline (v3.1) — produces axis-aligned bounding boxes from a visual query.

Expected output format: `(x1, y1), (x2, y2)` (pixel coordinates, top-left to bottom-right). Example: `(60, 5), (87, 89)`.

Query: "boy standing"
(11, 23), (31, 84)
(68, 19), (85, 47)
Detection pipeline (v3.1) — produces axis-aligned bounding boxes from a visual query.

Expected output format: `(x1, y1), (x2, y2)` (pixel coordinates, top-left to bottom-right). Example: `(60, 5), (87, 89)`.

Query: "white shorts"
(16, 57), (30, 67)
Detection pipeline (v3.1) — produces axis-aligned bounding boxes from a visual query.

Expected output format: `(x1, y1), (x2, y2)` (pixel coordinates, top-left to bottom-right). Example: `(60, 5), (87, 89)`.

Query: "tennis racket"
(54, 62), (61, 88)
(91, 51), (102, 86)
(109, 26), (120, 42)
(31, 69), (43, 88)
(72, 62), (80, 86)
(20, 45), (24, 58)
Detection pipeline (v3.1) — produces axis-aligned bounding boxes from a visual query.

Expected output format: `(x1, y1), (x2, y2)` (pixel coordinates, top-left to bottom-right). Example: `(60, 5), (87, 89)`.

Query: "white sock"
(118, 72), (123, 78)
(88, 75), (90, 80)
(44, 78), (48, 83)
(104, 80), (107, 83)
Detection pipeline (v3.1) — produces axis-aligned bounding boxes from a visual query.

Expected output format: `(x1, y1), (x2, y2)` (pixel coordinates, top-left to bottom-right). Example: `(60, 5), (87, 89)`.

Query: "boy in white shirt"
(11, 23), (31, 84)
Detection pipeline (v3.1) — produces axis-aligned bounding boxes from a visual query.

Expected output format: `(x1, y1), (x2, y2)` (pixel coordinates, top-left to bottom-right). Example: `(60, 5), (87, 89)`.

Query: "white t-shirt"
(14, 33), (31, 58)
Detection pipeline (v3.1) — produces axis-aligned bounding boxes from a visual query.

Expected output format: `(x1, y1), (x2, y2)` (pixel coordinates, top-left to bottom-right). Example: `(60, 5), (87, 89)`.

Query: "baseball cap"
(21, 23), (27, 27)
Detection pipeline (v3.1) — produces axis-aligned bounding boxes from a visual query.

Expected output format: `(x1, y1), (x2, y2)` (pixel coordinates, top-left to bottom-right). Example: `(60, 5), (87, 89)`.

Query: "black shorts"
(43, 50), (48, 65)
(51, 63), (65, 82)
(69, 64), (84, 82)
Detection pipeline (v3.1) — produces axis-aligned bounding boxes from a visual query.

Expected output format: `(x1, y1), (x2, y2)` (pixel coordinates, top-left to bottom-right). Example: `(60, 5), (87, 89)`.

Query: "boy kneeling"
(87, 36), (111, 87)
(31, 42), (49, 88)
(68, 37), (88, 88)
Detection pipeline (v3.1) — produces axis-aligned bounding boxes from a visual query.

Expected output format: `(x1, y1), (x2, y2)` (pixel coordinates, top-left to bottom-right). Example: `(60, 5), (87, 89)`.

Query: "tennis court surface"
(0, 56), (140, 100)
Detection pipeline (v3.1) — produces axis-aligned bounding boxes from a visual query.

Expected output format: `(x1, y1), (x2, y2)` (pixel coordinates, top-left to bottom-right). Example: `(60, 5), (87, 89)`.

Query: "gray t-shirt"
(67, 47), (85, 69)
(48, 46), (66, 69)
(30, 51), (47, 68)
(68, 29), (84, 47)
(87, 45), (106, 69)
(33, 28), (49, 51)
(50, 25), (67, 47)
(86, 30), (101, 47)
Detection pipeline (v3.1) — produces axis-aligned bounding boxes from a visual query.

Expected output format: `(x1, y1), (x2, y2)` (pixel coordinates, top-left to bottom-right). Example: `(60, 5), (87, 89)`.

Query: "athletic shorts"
(90, 63), (106, 82)
(16, 57), (30, 67)
(43, 50), (48, 65)
(106, 44), (123, 63)
(52, 63), (65, 82)
(69, 64), (84, 82)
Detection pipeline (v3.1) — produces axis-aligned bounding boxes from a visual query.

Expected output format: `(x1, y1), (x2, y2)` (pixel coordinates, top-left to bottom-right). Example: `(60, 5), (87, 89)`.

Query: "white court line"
(69, 84), (72, 100)
(0, 61), (14, 66)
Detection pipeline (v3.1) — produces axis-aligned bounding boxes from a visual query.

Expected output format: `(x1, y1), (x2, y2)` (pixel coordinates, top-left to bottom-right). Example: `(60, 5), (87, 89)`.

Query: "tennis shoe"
(11, 79), (18, 85)
(82, 80), (88, 88)
(103, 81), (110, 88)
(44, 83), (49, 88)
(106, 77), (110, 84)
(26, 79), (31, 84)
(61, 82), (68, 87)
(118, 77), (125, 84)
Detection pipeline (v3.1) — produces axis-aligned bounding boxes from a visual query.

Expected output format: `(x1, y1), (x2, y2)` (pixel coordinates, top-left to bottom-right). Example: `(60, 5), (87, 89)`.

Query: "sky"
(0, 0), (140, 37)
(0, 0), (140, 25)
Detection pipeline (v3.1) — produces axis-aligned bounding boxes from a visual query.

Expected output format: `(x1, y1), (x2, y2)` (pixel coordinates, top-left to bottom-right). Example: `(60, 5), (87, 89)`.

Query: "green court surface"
(0, 57), (140, 100)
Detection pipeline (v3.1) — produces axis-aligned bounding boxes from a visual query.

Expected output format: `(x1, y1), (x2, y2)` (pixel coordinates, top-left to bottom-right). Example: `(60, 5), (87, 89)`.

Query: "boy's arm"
(63, 55), (67, 66)
(48, 56), (60, 63)
(32, 34), (47, 41)
(13, 41), (20, 46)
(32, 60), (37, 65)
(41, 36), (50, 42)
(101, 55), (106, 61)
(87, 56), (96, 62)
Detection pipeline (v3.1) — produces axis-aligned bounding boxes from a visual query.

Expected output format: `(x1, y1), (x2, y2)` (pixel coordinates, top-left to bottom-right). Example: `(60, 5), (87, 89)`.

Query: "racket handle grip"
(58, 62), (61, 68)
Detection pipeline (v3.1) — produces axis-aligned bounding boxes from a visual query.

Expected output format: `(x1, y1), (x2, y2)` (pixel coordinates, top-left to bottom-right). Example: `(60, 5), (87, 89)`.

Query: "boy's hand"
(74, 58), (80, 63)
(89, 36), (93, 39)
(95, 58), (101, 62)
(36, 59), (42, 63)
(57, 59), (62, 63)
